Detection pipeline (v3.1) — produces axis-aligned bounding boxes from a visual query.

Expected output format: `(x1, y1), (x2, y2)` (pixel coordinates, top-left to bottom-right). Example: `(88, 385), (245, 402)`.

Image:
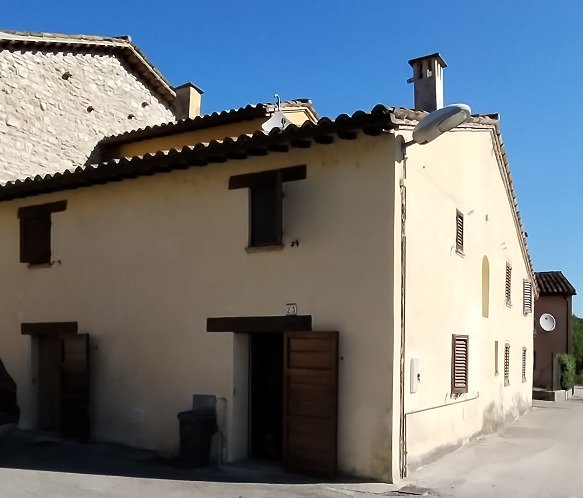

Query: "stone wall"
(0, 49), (176, 184)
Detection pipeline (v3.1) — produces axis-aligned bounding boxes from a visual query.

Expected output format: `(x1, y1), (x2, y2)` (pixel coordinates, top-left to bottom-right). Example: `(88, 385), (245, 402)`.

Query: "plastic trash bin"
(177, 394), (218, 467)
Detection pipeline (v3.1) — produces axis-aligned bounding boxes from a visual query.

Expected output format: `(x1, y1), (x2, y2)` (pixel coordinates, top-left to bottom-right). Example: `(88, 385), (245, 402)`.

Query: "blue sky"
(2, 1), (582, 314)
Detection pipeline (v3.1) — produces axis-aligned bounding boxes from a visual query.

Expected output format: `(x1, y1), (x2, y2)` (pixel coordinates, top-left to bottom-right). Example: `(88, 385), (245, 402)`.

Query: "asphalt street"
(0, 389), (581, 497)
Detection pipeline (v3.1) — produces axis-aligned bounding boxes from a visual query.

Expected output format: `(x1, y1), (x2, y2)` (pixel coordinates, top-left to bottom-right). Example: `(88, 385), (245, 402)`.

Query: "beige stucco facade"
(0, 135), (401, 480)
(397, 124), (533, 470)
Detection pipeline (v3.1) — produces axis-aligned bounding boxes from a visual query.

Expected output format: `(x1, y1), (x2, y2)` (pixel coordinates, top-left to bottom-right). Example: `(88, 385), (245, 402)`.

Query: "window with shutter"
(504, 342), (510, 386)
(455, 210), (464, 255)
(494, 341), (499, 375)
(522, 347), (527, 382)
(505, 263), (512, 306)
(522, 280), (532, 315)
(17, 201), (67, 266)
(229, 165), (306, 248)
(451, 334), (469, 395)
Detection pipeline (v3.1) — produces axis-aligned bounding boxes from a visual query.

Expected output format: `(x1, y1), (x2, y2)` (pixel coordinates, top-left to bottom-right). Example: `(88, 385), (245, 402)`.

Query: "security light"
(403, 104), (471, 150)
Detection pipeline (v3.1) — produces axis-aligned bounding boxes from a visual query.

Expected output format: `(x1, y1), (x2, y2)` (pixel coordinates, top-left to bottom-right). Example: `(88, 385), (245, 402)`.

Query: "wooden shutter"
(19, 214), (51, 264)
(283, 331), (338, 477)
(504, 343), (510, 386)
(522, 280), (532, 314)
(505, 263), (512, 306)
(451, 335), (469, 394)
(17, 200), (66, 265)
(494, 341), (499, 375)
(455, 210), (464, 253)
(522, 347), (527, 382)
(60, 334), (90, 440)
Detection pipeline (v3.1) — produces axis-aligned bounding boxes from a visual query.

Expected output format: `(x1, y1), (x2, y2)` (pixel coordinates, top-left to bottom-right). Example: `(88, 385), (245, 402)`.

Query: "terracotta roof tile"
(535, 271), (576, 296)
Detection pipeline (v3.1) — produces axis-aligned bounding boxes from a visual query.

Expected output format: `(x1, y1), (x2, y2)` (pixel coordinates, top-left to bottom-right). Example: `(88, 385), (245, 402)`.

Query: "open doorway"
(249, 333), (283, 460)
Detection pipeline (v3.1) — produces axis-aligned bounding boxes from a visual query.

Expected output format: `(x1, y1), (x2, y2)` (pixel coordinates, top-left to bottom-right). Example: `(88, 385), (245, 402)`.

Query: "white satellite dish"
(261, 111), (292, 132)
(412, 104), (471, 145)
(539, 313), (556, 332)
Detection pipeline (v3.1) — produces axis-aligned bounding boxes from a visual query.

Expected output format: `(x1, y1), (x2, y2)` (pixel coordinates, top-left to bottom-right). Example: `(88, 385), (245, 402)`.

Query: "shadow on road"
(0, 430), (363, 485)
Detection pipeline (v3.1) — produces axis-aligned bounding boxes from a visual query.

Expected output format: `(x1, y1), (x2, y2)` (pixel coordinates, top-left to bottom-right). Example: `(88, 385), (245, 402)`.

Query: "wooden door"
(283, 331), (338, 477)
(60, 334), (90, 440)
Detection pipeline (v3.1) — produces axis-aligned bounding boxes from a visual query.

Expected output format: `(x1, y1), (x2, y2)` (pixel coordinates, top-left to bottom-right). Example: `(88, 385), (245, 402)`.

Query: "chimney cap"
(173, 81), (205, 95)
(408, 52), (447, 68)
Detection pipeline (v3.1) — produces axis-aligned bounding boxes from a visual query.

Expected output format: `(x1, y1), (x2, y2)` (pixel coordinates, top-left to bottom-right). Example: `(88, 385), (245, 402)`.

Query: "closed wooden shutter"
(522, 280), (532, 315)
(522, 347), (527, 382)
(455, 210), (464, 253)
(504, 343), (510, 386)
(505, 263), (512, 306)
(451, 335), (469, 394)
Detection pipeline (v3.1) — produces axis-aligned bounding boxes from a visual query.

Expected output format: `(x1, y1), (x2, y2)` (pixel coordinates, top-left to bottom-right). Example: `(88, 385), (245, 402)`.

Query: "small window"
(451, 334), (469, 395)
(505, 263), (512, 306)
(522, 347), (527, 382)
(504, 342), (510, 386)
(494, 340), (499, 375)
(229, 165), (306, 248)
(482, 256), (490, 317)
(17, 201), (67, 265)
(522, 280), (532, 315)
(455, 210), (464, 254)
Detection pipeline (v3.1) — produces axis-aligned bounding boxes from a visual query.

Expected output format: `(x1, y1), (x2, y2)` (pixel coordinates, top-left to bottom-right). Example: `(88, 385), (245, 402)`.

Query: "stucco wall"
(0, 135), (397, 480)
(0, 48), (175, 183)
(533, 295), (570, 388)
(398, 126), (534, 470)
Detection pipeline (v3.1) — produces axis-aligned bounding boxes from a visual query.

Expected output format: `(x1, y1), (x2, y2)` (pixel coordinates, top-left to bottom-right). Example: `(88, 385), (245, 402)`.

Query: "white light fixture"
(403, 104), (471, 150)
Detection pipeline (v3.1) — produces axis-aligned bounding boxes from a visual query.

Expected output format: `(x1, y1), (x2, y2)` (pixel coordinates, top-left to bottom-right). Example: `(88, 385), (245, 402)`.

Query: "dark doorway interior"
(250, 333), (283, 460)
(38, 335), (61, 432)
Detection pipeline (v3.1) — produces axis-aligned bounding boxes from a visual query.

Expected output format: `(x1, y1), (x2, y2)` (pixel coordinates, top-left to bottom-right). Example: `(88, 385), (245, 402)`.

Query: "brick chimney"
(174, 82), (204, 119)
(407, 53), (446, 112)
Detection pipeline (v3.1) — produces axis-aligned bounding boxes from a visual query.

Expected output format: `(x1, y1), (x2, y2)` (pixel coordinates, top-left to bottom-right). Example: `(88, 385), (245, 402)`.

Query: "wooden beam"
(207, 315), (312, 333)
(21, 322), (78, 336)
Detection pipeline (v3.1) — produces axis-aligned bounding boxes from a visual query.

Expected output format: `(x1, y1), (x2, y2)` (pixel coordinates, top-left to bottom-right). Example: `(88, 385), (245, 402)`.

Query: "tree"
(573, 314), (583, 384)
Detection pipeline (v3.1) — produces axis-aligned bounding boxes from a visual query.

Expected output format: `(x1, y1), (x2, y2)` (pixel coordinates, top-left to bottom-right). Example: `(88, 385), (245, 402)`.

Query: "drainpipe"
(398, 138), (408, 479)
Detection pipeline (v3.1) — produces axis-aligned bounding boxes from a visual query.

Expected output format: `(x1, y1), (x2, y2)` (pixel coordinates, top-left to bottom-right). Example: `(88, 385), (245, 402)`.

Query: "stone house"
(0, 35), (536, 482)
(533, 271), (576, 390)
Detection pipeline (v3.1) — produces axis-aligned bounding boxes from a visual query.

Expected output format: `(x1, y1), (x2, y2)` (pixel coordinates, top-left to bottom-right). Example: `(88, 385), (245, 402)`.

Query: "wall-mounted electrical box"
(410, 358), (420, 393)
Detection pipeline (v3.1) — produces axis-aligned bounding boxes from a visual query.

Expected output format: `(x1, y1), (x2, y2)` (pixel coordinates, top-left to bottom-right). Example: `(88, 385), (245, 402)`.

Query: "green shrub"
(573, 315), (582, 380)
(558, 353), (576, 390)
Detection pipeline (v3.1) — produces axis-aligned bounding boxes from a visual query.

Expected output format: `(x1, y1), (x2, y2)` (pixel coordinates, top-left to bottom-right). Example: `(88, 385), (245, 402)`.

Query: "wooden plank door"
(60, 333), (90, 440)
(283, 331), (338, 477)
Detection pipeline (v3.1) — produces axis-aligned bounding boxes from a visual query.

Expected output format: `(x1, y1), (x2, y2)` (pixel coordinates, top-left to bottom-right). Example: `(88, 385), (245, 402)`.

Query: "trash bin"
(177, 394), (218, 467)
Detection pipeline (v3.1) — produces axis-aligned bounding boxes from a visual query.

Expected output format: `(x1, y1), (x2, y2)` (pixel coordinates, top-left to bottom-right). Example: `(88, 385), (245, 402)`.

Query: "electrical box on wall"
(410, 358), (420, 393)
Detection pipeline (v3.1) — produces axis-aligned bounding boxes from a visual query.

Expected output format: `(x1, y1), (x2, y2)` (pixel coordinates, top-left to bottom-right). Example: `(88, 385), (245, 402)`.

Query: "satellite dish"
(539, 313), (556, 332)
(412, 104), (471, 145)
(261, 111), (292, 132)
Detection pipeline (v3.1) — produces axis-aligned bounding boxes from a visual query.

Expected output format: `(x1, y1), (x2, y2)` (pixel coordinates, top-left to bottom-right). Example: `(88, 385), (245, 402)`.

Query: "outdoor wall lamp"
(400, 103), (472, 155)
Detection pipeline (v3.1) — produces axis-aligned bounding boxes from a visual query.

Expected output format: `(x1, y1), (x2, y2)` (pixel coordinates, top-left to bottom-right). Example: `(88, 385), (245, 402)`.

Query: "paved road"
(406, 388), (583, 498)
(0, 389), (581, 497)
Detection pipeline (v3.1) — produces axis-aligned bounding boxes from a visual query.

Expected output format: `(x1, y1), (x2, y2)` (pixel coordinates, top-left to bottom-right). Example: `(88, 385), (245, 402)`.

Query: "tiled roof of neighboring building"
(0, 29), (176, 106)
(97, 99), (319, 149)
(0, 104), (397, 200)
(535, 272), (576, 296)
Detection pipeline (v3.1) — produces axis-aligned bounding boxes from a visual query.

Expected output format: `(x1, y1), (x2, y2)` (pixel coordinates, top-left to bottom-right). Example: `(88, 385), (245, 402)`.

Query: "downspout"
(397, 135), (408, 479)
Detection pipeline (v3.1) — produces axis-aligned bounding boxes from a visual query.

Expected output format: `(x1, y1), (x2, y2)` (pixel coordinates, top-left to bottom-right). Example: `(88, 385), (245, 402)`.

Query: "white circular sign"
(539, 313), (556, 332)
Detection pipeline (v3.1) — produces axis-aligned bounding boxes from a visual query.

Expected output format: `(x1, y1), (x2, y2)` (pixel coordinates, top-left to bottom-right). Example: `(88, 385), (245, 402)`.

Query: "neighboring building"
(0, 38), (535, 482)
(0, 30), (182, 184)
(533, 271), (576, 389)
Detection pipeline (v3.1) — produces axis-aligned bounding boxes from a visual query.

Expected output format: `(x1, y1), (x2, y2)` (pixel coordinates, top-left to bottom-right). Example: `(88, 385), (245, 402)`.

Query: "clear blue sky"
(2, 1), (582, 314)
